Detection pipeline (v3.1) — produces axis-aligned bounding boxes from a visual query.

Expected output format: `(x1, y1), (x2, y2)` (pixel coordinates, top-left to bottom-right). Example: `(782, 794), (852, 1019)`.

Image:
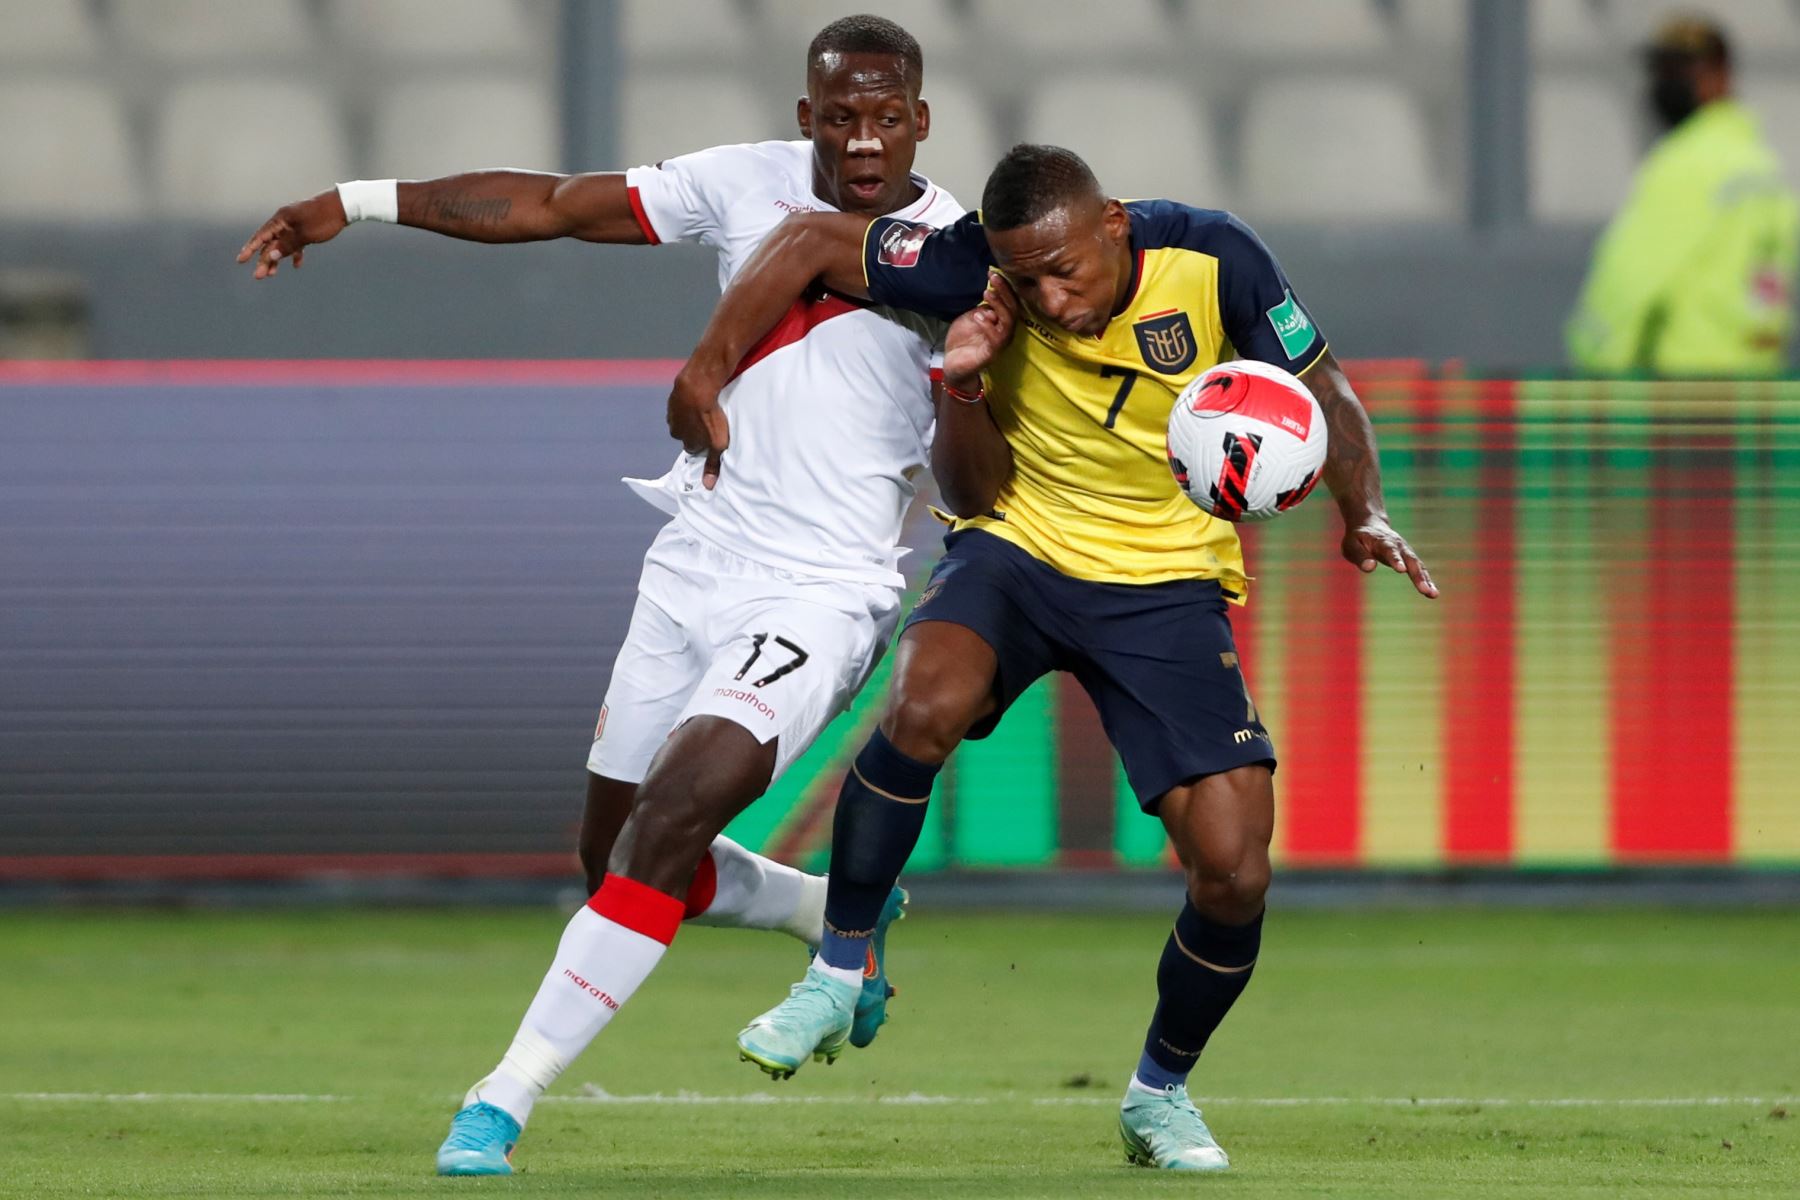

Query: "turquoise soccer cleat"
(1118, 1083), (1231, 1172)
(849, 885), (908, 1048)
(736, 962), (857, 1080)
(435, 1101), (521, 1177)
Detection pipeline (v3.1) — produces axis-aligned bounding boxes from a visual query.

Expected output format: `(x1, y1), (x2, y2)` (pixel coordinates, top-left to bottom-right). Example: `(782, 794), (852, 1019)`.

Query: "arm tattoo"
(429, 192), (512, 226)
(1313, 364), (1386, 519)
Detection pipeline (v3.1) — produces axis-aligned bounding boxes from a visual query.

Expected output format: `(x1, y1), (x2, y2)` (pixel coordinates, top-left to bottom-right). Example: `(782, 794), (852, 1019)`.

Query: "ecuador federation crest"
(1133, 309), (1198, 374)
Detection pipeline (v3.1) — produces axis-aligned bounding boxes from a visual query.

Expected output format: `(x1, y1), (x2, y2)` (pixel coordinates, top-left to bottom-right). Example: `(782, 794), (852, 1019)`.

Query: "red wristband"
(942, 378), (985, 404)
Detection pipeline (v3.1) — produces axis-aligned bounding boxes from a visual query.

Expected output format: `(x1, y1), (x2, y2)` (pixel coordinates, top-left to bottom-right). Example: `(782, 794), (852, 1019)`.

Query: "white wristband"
(337, 179), (399, 224)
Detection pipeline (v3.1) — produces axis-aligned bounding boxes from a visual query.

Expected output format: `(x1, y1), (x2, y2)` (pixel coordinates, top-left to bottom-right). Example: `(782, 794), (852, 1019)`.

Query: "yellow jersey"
(863, 201), (1328, 597)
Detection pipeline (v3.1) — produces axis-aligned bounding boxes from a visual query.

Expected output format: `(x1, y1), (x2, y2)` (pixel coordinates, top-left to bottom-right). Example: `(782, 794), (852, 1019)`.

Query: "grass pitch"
(3, 905), (1795, 1198)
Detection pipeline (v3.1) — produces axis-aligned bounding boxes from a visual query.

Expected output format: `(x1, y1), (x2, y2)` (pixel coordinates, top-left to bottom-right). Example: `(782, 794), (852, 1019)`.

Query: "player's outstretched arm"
(932, 273), (1016, 517)
(1302, 349), (1439, 598)
(668, 212), (875, 487)
(236, 171), (651, 279)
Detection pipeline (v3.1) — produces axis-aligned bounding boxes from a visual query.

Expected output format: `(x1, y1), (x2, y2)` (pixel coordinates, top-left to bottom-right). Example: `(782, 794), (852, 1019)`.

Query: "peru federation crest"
(1133, 309), (1198, 374)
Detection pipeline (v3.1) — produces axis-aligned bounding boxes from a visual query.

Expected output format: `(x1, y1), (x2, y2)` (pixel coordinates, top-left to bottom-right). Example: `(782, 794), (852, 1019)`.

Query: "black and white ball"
(1166, 360), (1327, 522)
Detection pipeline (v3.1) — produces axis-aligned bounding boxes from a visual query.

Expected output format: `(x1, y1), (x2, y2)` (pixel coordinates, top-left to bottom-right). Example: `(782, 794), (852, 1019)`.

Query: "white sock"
(684, 835), (826, 945)
(465, 902), (671, 1127)
(812, 959), (865, 989)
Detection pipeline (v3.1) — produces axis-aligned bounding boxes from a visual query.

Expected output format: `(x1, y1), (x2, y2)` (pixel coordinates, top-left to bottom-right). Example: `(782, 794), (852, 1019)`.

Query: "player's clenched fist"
(236, 190), (349, 280)
(942, 270), (1017, 390)
(666, 363), (731, 491)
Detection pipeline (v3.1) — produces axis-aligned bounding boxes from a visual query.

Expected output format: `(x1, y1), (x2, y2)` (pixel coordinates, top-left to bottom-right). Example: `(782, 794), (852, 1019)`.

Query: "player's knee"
(881, 682), (979, 764)
(1184, 847), (1270, 925)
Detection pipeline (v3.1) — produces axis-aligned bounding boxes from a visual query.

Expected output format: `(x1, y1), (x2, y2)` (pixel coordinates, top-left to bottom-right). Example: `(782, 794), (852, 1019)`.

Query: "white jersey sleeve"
(623, 143), (764, 249)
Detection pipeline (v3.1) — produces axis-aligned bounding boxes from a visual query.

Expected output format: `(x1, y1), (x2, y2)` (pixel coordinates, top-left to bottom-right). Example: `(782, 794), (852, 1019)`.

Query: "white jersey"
(622, 140), (965, 589)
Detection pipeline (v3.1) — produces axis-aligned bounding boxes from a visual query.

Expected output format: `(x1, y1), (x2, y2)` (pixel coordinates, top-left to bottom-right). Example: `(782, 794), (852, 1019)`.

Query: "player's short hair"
(981, 144), (1104, 232)
(808, 15), (923, 89)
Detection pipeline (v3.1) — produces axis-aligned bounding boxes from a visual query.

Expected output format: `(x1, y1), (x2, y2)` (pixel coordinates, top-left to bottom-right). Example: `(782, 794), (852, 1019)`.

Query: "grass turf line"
(1, 908), (1795, 1197)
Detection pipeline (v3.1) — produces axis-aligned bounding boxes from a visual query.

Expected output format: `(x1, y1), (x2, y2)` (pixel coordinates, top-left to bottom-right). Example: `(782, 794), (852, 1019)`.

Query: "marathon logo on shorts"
(877, 221), (931, 268)
(714, 687), (777, 721)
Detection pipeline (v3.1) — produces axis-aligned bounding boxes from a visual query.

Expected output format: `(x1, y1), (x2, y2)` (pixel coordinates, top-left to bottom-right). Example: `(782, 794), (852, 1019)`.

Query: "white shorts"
(587, 522), (902, 785)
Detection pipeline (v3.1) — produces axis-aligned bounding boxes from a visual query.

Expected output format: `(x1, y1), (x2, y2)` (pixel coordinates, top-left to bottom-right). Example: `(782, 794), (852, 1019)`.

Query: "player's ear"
(1102, 198), (1130, 243)
(796, 96), (813, 140)
(914, 97), (930, 142)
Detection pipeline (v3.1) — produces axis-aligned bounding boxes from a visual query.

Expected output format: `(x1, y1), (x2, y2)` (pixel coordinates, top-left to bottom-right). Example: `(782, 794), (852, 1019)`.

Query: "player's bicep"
(1215, 216), (1327, 376)
(863, 213), (993, 321)
(548, 172), (656, 244)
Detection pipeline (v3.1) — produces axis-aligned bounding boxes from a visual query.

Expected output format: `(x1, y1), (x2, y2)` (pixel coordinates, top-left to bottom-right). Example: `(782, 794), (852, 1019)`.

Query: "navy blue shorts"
(905, 529), (1276, 812)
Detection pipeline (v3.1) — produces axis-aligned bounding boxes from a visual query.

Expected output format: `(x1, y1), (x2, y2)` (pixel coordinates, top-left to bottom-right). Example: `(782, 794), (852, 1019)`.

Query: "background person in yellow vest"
(1567, 15), (1798, 376)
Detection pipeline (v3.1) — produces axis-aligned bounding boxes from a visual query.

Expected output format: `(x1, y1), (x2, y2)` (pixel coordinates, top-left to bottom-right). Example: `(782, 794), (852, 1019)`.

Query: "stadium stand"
(1531, 0), (1614, 59)
(17, 0), (1798, 230)
(910, 79), (1004, 209)
(620, 0), (755, 58)
(0, 82), (139, 220)
(619, 72), (786, 169)
(1200, 0), (1390, 58)
(114, 0), (316, 61)
(324, 0), (545, 61)
(764, 0), (964, 59)
(971, 0), (1174, 57)
(1529, 76), (1638, 222)
(0, 0), (101, 64)
(155, 81), (351, 220)
(371, 79), (561, 179)
(1741, 75), (1800, 191)
(1607, 0), (1800, 58)
(1240, 78), (1450, 222)
(1022, 77), (1231, 210)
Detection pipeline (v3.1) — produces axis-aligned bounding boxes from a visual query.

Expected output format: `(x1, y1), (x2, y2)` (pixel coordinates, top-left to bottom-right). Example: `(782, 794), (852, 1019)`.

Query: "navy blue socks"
(816, 729), (941, 972)
(1134, 901), (1263, 1091)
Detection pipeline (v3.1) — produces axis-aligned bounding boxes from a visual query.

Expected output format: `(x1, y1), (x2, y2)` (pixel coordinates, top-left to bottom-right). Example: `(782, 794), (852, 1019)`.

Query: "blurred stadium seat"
(911, 79), (1002, 208)
(0, 0), (101, 64)
(1241, 79), (1449, 222)
(1022, 77), (1230, 210)
(620, 0), (755, 58)
(324, 0), (544, 61)
(620, 73), (786, 169)
(1530, 0), (1613, 59)
(763, 0), (965, 58)
(1530, 76), (1637, 222)
(115, 0), (316, 61)
(154, 81), (350, 220)
(0, 82), (139, 220)
(1607, 0), (1800, 58)
(372, 79), (560, 178)
(1199, 0), (1389, 57)
(971, 0), (1173, 56)
(1392, 0), (1468, 51)
(1742, 75), (1800, 191)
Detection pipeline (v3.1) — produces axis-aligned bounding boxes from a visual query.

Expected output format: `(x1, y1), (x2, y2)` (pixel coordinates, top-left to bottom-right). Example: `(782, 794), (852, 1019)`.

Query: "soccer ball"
(1166, 360), (1327, 522)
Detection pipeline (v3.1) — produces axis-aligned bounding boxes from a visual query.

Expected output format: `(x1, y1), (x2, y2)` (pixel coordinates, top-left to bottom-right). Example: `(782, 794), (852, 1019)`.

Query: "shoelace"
(759, 976), (847, 1028)
(444, 1107), (511, 1150)
(1144, 1089), (1211, 1144)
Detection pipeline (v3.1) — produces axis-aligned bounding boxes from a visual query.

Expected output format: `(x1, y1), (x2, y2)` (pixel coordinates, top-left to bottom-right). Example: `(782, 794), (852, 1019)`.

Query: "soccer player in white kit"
(237, 17), (963, 1176)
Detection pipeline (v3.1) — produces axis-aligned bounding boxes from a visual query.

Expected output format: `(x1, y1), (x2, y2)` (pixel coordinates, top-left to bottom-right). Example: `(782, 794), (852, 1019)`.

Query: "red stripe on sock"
(588, 873), (684, 945)
(1444, 382), (1516, 861)
(682, 852), (719, 920)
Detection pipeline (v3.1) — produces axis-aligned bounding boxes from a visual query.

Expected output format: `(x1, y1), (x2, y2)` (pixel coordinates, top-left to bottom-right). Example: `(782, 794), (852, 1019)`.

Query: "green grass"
(3, 907), (1796, 1198)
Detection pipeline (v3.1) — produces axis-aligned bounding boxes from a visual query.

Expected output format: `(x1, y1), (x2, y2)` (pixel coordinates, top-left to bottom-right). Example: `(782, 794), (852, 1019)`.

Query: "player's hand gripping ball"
(1166, 360), (1327, 522)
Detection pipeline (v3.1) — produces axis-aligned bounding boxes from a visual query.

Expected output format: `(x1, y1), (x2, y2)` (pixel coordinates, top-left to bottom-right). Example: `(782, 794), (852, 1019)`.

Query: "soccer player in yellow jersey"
(670, 144), (1435, 1171)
